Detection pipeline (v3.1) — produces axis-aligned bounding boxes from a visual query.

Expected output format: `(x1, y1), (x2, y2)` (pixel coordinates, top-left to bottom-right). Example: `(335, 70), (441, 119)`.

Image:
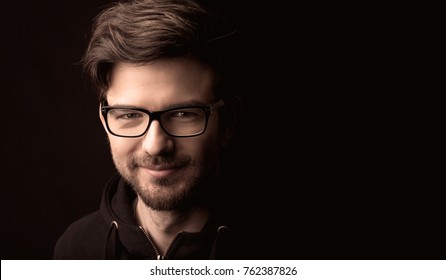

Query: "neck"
(134, 196), (210, 255)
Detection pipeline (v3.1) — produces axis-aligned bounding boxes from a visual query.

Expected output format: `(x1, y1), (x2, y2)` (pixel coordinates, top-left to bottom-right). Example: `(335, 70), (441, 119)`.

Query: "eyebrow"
(105, 100), (211, 111)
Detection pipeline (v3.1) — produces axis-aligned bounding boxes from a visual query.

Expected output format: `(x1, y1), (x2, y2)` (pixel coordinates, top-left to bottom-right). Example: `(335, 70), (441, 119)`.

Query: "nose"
(141, 120), (174, 156)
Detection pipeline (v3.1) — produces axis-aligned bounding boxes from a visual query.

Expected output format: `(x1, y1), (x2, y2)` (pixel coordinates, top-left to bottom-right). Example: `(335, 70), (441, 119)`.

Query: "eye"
(172, 111), (198, 118)
(109, 109), (144, 120)
(119, 112), (142, 119)
(165, 109), (203, 122)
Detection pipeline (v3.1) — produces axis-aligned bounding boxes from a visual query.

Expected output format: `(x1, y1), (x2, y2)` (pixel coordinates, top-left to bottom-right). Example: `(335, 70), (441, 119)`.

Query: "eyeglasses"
(101, 99), (224, 138)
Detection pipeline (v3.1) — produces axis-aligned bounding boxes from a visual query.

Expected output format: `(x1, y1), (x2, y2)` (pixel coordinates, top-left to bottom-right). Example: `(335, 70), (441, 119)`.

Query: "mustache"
(130, 154), (192, 169)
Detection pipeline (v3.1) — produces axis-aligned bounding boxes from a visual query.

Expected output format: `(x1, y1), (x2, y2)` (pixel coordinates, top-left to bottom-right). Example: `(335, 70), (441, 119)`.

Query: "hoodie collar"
(99, 173), (233, 259)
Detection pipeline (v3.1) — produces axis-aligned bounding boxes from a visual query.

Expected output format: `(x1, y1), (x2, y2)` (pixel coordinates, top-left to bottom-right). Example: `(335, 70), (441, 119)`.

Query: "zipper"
(139, 226), (163, 260)
(138, 226), (183, 260)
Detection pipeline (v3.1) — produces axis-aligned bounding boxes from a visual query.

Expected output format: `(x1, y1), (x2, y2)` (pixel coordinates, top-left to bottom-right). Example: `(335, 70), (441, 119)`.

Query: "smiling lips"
(140, 164), (182, 179)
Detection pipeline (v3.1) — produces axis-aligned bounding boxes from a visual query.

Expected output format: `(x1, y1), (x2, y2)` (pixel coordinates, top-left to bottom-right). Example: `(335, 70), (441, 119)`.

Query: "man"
(54, 0), (241, 259)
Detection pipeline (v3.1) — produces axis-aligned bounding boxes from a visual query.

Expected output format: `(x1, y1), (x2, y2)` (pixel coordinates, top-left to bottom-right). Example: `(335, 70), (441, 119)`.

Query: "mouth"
(140, 165), (183, 179)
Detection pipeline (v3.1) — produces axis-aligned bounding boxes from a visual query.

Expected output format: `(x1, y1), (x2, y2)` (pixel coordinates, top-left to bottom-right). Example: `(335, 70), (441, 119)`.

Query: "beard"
(113, 152), (217, 211)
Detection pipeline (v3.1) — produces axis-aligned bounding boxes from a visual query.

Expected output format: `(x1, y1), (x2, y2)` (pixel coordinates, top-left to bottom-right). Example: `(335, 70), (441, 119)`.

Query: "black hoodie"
(53, 173), (234, 259)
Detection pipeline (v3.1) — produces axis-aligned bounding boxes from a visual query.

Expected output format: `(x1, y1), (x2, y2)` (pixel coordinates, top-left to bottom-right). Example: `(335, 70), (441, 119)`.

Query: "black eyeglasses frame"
(100, 99), (224, 138)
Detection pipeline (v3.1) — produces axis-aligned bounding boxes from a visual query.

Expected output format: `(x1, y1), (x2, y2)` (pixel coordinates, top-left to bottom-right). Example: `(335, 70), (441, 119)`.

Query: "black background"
(2, 1), (444, 260)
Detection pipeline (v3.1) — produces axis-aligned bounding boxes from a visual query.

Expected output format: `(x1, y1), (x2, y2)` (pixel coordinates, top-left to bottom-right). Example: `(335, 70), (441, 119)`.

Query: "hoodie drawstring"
(104, 221), (119, 259)
(209, 225), (230, 259)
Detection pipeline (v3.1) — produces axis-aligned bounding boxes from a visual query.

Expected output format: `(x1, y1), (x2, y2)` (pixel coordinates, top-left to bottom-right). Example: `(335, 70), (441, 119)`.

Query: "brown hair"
(82, 0), (238, 102)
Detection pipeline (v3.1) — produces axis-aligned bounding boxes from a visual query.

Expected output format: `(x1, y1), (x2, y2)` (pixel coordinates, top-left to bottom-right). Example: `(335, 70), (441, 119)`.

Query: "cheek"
(108, 136), (140, 157)
(177, 127), (221, 159)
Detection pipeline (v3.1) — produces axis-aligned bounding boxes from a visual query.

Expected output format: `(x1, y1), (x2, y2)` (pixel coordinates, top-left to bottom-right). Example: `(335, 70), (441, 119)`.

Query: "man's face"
(100, 59), (222, 211)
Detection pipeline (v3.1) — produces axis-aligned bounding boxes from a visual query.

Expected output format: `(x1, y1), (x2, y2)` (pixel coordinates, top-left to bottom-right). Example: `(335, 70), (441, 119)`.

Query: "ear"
(220, 95), (242, 147)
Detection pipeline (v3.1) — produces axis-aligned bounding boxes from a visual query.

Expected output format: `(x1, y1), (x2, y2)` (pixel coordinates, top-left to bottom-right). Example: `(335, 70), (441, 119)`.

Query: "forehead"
(106, 58), (216, 109)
